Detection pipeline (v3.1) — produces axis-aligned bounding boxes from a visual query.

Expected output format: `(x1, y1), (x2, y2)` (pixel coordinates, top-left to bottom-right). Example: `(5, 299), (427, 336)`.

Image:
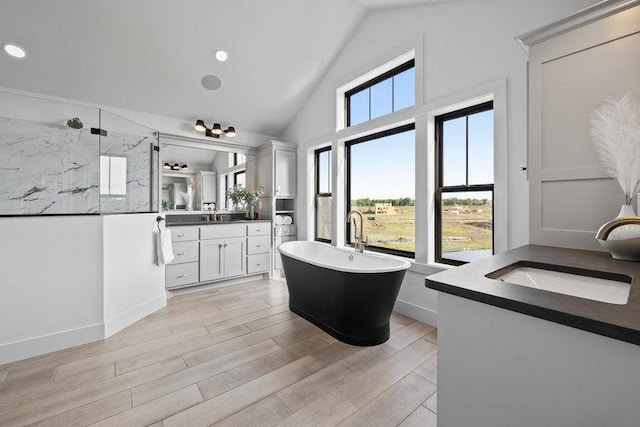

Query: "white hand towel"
(157, 223), (174, 265)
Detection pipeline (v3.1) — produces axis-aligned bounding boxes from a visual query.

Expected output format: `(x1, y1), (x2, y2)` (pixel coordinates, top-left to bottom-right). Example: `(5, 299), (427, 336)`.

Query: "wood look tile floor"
(0, 278), (438, 427)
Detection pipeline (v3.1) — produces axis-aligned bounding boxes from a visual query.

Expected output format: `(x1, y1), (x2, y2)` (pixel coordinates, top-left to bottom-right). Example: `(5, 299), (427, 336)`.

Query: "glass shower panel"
(0, 92), (100, 215)
(98, 110), (159, 213)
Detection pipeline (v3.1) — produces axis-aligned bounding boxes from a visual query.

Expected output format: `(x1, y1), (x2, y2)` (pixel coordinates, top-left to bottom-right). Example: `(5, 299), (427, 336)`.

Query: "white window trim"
(420, 79), (508, 266)
(335, 36), (423, 133)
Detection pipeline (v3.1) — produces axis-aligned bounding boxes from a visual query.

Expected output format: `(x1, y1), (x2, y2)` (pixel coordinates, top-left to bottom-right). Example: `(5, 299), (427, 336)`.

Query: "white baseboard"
(104, 293), (167, 338)
(0, 323), (104, 365)
(394, 299), (438, 327)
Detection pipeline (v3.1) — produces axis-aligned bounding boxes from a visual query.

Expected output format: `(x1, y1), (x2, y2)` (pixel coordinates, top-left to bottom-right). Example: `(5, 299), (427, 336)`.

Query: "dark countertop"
(425, 245), (640, 346)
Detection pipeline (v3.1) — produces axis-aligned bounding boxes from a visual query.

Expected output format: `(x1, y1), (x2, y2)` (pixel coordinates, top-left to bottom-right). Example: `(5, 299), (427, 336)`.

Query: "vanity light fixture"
(194, 120), (236, 139)
(164, 162), (189, 171)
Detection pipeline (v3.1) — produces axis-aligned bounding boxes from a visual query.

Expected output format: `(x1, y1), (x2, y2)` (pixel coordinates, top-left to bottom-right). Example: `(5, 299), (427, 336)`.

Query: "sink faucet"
(595, 216), (640, 240)
(347, 210), (368, 253)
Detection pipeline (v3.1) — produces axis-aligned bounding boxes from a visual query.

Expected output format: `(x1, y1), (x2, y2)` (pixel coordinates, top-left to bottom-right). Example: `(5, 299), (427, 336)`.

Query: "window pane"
(349, 128), (415, 254)
(468, 110), (494, 185)
(318, 150), (331, 194)
(370, 78), (393, 120)
(440, 191), (493, 263)
(236, 153), (246, 165)
(234, 170), (246, 188)
(349, 89), (369, 126)
(316, 195), (332, 241)
(393, 67), (415, 111)
(442, 117), (466, 186)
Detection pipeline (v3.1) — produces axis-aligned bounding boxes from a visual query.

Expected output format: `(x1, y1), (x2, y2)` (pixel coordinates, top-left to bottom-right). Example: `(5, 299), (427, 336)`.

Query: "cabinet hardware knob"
(256, 244), (262, 247)
(256, 229), (262, 232)
(177, 252), (185, 255)
(256, 263), (262, 266)
(177, 234), (185, 237)
(177, 274), (186, 278)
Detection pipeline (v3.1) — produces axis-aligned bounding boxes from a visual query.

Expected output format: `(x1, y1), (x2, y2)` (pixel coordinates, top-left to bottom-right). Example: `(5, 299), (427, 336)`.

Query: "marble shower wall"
(0, 115), (158, 215)
(99, 131), (156, 213)
(0, 116), (100, 215)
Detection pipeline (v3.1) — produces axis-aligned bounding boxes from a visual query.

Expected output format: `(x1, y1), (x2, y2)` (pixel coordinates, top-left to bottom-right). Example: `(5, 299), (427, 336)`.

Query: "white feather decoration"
(590, 92), (640, 205)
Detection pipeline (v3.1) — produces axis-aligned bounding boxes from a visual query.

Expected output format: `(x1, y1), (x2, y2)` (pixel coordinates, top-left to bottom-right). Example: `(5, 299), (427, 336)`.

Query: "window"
(435, 101), (494, 265)
(315, 147), (332, 242)
(228, 152), (246, 167)
(346, 60), (415, 127)
(99, 156), (127, 196)
(346, 124), (415, 256)
(233, 170), (246, 188)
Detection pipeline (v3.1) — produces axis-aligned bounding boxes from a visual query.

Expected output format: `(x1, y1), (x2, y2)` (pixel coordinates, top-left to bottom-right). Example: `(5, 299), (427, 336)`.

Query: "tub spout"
(347, 210), (367, 253)
(596, 216), (640, 240)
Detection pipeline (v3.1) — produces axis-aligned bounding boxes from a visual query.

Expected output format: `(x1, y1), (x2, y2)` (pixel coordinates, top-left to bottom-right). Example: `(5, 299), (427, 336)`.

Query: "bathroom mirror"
(160, 138), (256, 212)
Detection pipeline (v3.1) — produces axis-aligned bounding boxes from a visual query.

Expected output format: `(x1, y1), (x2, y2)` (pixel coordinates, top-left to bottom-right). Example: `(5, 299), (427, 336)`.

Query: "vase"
(596, 204), (640, 261)
(245, 204), (255, 220)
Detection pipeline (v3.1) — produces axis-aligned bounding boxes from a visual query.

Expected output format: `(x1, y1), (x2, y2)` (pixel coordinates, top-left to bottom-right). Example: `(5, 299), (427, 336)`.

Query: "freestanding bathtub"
(278, 241), (411, 346)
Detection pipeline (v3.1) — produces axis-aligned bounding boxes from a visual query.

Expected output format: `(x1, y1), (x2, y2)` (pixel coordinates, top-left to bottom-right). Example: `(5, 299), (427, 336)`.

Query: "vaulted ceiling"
(0, 0), (451, 138)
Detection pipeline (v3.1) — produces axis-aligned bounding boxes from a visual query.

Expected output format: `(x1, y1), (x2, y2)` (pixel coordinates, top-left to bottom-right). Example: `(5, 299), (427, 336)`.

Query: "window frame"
(345, 122), (416, 258)
(314, 146), (332, 243)
(435, 101), (494, 266)
(345, 59), (415, 128)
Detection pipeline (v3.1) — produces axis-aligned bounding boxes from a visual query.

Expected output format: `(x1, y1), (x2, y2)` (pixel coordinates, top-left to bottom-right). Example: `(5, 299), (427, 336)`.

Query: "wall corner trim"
(103, 292), (167, 338)
(394, 299), (438, 328)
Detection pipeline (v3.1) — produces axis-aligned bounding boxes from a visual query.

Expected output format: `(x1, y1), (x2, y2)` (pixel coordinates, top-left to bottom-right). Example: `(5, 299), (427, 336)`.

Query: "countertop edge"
(425, 244), (640, 347)
(426, 278), (640, 346)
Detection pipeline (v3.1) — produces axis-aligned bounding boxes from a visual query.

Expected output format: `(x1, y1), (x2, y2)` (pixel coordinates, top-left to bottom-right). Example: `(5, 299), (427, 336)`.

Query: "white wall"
(0, 90), (172, 363)
(281, 0), (599, 324)
(103, 214), (166, 337)
(0, 216), (104, 364)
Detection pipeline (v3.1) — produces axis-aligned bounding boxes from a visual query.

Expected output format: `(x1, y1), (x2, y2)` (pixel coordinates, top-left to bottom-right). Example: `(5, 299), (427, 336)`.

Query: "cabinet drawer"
(166, 262), (199, 289)
(170, 226), (199, 242)
(275, 236), (296, 253)
(168, 241), (198, 264)
(200, 223), (246, 240)
(247, 253), (270, 274)
(247, 235), (270, 255)
(274, 225), (296, 237)
(247, 222), (270, 236)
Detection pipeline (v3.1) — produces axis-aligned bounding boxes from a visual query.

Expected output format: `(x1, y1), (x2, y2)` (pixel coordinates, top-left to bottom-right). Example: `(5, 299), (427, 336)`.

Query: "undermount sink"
(487, 262), (632, 305)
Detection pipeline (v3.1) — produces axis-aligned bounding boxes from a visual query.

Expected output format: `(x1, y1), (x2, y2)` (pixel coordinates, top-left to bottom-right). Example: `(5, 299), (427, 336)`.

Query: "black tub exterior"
(280, 253), (407, 346)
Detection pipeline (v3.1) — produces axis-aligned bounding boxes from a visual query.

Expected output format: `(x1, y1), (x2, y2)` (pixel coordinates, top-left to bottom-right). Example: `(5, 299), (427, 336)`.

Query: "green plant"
(244, 186), (264, 206)
(226, 185), (246, 209)
(226, 185), (264, 210)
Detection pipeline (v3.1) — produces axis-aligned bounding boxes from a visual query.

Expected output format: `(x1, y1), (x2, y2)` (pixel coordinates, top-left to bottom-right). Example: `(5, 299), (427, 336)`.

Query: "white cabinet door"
(257, 154), (273, 196)
(200, 172), (217, 205)
(200, 239), (224, 282)
(224, 237), (246, 278)
(275, 150), (296, 197)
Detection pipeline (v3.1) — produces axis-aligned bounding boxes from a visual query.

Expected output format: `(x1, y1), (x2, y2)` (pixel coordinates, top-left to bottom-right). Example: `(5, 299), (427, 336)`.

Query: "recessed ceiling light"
(215, 50), (228, 62)
(4, 44), (26, 58)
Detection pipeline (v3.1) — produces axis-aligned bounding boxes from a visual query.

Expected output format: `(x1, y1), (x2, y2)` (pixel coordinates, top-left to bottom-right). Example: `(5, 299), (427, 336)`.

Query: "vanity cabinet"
(165, 221), (271, 290)
(165, 226), (200, 288)
(246, 222), (270, 274)
(256, 141), (298, 277)
(200, 236), (246, 282)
